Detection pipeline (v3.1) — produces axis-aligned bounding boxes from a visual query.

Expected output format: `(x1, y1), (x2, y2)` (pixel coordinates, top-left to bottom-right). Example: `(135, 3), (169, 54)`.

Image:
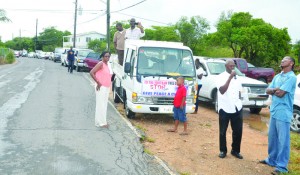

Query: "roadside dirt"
(110, 95), (274, 175)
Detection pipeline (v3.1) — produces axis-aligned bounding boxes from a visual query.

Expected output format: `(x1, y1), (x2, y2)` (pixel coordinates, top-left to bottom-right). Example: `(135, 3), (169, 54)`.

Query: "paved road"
(0, 58), (171, 175)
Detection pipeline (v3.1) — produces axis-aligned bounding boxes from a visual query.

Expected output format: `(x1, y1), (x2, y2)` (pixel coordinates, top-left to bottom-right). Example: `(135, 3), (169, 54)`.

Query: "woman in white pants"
(90, 51), (113, 128)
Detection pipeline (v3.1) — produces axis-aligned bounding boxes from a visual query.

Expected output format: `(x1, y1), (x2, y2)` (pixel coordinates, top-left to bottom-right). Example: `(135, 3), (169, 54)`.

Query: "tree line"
(1, 10), (299, 71)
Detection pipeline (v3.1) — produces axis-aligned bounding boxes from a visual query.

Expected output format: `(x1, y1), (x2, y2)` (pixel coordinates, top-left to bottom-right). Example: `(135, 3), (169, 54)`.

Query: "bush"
(0, 56), (5, 65)
(5, 51), (15, 64)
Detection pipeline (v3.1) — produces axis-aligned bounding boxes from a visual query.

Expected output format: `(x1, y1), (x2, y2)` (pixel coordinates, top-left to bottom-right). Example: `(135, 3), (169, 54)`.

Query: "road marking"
(0, 66), (44, 155)
(0, 80), (11, 89)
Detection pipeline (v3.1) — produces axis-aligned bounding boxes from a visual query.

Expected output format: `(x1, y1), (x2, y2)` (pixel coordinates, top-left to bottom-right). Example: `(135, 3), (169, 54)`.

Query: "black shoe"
(271, 170), (282, 175)
(219, 152), (226, 158)
(231, 150), (243, 159)
(259, 160), (267, 165)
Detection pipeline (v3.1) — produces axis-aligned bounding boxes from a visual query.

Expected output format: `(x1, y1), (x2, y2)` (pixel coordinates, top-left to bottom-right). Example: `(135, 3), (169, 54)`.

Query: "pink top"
(95, 62), (112, 87)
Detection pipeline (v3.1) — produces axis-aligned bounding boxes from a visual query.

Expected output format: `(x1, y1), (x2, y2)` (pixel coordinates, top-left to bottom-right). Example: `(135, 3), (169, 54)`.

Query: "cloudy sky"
(0, 0), (299, 43)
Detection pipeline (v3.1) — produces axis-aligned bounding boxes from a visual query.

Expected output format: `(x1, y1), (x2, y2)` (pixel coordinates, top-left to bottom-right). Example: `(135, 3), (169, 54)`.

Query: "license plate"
(256, 101), (264, 106)
(161, 107), (172, 112)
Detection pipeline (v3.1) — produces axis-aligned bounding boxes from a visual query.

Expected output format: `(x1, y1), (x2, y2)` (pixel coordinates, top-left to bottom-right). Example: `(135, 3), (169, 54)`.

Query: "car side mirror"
(124, 62), (131, 73)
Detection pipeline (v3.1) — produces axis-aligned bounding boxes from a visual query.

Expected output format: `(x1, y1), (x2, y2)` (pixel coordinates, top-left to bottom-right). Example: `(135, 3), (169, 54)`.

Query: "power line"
(116, 12), (170, 25)
(111, 0), (146, 13)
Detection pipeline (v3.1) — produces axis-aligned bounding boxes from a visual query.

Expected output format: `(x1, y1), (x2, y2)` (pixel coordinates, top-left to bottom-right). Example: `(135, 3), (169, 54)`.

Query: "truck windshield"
(207, 62), (244, 76)
(137, 47), (195, 77)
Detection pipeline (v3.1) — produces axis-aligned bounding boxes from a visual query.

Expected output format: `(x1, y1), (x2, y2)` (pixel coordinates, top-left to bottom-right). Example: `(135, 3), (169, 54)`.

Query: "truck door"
(122, 48), (136, 100)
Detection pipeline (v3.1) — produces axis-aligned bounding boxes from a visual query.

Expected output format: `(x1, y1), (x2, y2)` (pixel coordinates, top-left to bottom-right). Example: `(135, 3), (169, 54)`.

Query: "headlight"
(136, 96), (153, 104)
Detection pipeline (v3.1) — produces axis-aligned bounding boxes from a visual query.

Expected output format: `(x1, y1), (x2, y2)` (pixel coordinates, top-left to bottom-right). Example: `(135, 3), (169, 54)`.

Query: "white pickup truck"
(194, 56), (270, 114)
(292, 74), (300, 133)
(111, 40), (198, 118)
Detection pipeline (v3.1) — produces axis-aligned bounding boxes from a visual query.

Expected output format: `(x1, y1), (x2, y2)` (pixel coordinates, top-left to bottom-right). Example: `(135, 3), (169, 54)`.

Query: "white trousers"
(95, 86), (109, 127)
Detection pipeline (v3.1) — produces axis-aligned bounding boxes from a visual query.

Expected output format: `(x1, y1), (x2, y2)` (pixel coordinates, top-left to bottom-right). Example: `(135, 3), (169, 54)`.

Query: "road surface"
(0, 58), (171, 175)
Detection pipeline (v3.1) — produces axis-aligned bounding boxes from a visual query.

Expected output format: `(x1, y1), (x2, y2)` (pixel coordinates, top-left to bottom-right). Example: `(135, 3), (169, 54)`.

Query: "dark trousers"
(68, 60), (74, 73)
(117, 50), (124, 65)
(194, 84), (202, 112)
(219, 108), (243, 153)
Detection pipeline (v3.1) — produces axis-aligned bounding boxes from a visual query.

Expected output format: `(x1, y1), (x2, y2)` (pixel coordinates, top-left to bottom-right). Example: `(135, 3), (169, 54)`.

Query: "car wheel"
(258, 78), (267, 83)
(125, 101), (135, 119)
(213, 91), (218, 113)
(249, 108), (262, 114)
(291, 108), (300, 133)
(113, 82), (121, 103)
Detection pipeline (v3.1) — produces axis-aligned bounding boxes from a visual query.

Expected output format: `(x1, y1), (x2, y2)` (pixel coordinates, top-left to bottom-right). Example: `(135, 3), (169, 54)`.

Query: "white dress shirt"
(217, 71), (243, 113)
(125, 27), (145, 40)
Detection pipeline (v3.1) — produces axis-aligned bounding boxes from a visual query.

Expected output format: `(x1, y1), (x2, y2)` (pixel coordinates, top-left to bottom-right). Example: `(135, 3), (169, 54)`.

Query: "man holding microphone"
(217, 59), (244, 159)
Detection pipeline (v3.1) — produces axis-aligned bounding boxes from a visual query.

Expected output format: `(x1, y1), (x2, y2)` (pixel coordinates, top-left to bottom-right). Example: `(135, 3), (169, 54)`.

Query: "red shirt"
(173, 85), (187, 108)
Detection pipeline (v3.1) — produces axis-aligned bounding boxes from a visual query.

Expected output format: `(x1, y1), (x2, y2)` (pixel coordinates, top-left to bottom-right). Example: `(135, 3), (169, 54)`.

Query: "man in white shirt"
(125, 18), (145, 40)
(217, 59), (243, 159)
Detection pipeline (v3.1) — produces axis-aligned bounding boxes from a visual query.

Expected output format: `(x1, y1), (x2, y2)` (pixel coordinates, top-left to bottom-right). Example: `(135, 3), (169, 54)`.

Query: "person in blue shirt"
(259, 56), (297, 175)
(67, 46), (75, 73)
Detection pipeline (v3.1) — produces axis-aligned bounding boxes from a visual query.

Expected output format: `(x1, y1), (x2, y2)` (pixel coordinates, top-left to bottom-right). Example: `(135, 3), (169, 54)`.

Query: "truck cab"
(112, 40), (197, 118)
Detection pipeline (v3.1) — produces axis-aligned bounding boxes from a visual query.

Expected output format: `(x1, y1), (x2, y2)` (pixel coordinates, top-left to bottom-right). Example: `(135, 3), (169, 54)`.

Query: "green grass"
(179, 172), (191, 175)
(143, 148), (153, 155)
(135, 124), (147, 132)
(145, 136), (155, 143)
(288, 133), (300, 175)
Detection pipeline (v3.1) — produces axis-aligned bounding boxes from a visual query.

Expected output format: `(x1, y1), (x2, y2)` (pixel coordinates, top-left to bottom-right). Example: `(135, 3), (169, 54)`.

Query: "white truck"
(111, 40), (197, 118)
(194, 56), (270, 114)
(292, 74), (300, 133)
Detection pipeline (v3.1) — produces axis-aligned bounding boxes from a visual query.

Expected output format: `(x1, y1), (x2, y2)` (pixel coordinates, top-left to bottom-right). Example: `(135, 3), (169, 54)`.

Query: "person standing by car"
(125, 18), (145, 40)
(259, 56), (297, 175)
(113, 23), (126, 65)
(217, 59), (244, 159)
(90, 51), (113, 128)
(67, 46), (75, 73)
(192, 59), (204, 114)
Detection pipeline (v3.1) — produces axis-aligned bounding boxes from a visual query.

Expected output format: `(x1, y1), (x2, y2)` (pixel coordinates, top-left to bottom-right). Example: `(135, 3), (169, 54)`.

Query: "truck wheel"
(113, 82), (121, 103)
(249, 108), (262, 114)
(291, 109), (300, 133)
(258, 78), (267, 83)
(125, 100), (135, 119)
(213, 91), (218, 113)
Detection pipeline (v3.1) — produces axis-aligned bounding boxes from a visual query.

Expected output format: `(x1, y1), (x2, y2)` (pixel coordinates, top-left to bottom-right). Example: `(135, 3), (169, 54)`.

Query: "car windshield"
(207, 62), (244, 76)
(77, 50), (92, 57)
(87, 52), (100, 60)
(247, 63), (255, 68)
(137, 47), (195, 77)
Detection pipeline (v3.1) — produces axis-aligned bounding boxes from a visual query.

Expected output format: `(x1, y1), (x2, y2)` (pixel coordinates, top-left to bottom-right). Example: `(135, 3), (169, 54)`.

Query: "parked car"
(83, 52), (101, 71)
(75, 49), (93, 72)
(27, 52), (36, 58)
(61, 48), (77, 67)
(53, 47), (68, 63)
(194, 56), (270, 114)
(21, 50), (28, 57)
(292, 74), (300, 133)
(35, 50), (43, 59)
(232, 58), (275, 83)
(14, 51), (20, 58)
(37, 51), (46, 59)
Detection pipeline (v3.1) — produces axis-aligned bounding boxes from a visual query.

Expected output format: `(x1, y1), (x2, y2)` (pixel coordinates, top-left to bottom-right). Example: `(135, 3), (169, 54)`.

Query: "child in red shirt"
(167, 77), (188, 135)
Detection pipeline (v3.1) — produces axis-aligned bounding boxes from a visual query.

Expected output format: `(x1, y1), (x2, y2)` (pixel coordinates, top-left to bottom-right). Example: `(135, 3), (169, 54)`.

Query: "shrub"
(0, 56), (5, 65)
(5, 51), (15, 64)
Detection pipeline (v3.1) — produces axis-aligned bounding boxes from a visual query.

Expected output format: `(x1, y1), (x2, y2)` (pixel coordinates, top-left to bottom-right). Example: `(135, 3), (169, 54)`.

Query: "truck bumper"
(127, 101), (195, 114)
(242, 99), (270, 108)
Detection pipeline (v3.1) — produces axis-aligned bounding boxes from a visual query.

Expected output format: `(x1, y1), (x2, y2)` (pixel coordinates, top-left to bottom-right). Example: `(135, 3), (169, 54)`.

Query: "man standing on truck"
(67, 46), (75, 73)
(259, 56), (296, 175)
(217, 59), (244, 160)
(125, 18), (145, 40)
(113, 23), (126, 65)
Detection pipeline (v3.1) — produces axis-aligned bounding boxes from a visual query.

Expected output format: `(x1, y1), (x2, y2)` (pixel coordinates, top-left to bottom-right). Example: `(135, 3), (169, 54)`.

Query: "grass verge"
(288, 133), (300, 174)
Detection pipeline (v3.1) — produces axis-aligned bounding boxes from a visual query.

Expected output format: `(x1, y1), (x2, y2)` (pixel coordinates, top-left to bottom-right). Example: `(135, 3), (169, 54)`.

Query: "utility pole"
(106, 0), (110, 51)
(35, 18), (38, 51)
(73, 0), (78, 48)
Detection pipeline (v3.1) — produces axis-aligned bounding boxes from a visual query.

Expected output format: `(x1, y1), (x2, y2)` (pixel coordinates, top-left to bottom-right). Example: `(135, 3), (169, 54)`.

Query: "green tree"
(88, 39), (107, 53)
(175, 16), (210, 54)
(37, 27), (71, 51)
(143, 26), (180, 42)
(0, 9), (10, 22)
(215, 12), (291, 67)
(292, 40), (300, 65)
(4, 37), (34, 51)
